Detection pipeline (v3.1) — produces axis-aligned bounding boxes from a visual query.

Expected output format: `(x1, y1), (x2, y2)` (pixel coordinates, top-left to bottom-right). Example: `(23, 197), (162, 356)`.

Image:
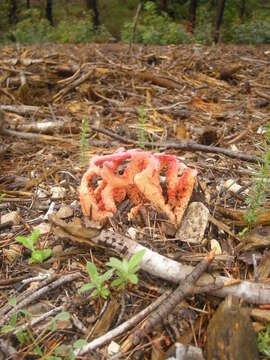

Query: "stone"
(56, 205), (73, 219)
(175, 202), (209, 243)
(1, 211), (21, 225)
(107, 341), (120, 356)
(50, 186), (66, 200)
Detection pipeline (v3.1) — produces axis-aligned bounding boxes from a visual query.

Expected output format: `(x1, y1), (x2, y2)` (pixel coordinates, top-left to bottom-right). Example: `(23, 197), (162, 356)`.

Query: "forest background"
(1, 0), (270, 46)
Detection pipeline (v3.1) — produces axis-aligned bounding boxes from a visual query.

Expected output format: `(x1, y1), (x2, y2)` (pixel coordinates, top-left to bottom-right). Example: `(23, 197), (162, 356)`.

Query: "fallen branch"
(90, 125), (259, 163)
(0, 272), (80, 327)
(48, 216), (270, 304)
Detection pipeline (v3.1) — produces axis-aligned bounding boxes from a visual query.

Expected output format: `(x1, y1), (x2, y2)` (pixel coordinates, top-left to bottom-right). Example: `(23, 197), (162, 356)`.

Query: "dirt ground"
(1, 43), (270, 359)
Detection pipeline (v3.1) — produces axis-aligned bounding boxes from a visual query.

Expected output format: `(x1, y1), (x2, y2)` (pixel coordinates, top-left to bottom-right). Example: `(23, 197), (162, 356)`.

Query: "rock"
(1, 211), (21, 225)
(50, 186), (66, 200)
(107, 341), (120, 356)
(206, 296), (258, 360)
(56, 205), (73, 219)
(176, 202), (209, 243)
(34, 222), (51, 235)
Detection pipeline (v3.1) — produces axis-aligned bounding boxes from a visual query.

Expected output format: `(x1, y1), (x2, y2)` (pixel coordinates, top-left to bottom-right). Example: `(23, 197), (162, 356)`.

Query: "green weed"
(15, 229), (51, 264)
(106, 250), (145, 289)
(78, 261), (113, 299)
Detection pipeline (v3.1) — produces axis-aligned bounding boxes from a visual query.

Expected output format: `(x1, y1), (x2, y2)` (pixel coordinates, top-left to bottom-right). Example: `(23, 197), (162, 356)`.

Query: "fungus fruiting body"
(79, 148), (197, 226)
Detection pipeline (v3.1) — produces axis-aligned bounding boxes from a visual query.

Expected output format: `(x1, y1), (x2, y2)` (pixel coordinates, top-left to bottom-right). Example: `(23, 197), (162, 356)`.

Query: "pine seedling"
(137, 107), (146, 149)
(79, 117), (90, 166)
(244, 122), (270, 228)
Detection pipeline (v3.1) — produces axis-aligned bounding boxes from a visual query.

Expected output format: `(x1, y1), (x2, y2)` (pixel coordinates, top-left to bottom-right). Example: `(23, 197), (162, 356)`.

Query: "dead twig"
(90, 125), (259, 163)
(128, 2), (142, 55)
(0, 272), (80, 327)
(130, 252), (216, 346)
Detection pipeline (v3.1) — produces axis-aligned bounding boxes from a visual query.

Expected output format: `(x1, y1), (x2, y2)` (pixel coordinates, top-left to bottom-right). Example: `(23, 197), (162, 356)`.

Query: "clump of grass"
(137, 107), (146, 149)
(79, 117), (90, 166)
(244, 122), (270, 229)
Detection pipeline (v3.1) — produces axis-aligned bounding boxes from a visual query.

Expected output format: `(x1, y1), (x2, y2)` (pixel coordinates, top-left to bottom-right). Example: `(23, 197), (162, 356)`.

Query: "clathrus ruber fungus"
(79, 148), (197, 226)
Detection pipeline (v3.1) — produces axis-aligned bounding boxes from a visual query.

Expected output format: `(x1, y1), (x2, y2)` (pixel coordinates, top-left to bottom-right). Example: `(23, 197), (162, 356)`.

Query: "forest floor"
(0, 43), (270, 359)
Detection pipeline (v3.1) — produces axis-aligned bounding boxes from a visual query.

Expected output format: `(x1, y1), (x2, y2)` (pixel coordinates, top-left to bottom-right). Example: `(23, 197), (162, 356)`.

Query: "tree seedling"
(106, 249), (145, 289)
(78, 261), (113, 299)
(15, 228), (51, 264)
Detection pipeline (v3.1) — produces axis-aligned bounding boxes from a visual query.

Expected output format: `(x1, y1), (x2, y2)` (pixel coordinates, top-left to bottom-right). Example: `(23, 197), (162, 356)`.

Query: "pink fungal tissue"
(79, 148), (197, 226)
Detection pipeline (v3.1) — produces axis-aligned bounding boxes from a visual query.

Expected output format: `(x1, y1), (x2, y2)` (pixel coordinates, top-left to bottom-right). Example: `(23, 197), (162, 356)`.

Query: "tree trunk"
(85, 0), (99, 29)
(189, 0), (198, 33)
(46, 0), (54, 26)
(26, 0), (30, 8)
(239, 0), (245, 20)
(160, 0), (168, 12)
(212, 0), (226, 43)
(8, 0), (18, 25)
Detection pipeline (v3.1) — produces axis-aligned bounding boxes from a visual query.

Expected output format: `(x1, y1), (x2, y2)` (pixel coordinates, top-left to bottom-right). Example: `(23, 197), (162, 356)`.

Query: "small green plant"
(137, 107), (147, 149)
(243, 122), (270, 229)
(1, 300), (73, 359)
(258, 325), (270, 357)
(0, 297), (43, 355)
(46, 338), (88, 360)
(0, 193), (5, 202)
(106, 250), (145, 289)
(79, 117), (90, 166)
(12, 9), (51, 43)
(78, 261), (113, 299)
(15, 229), (51, 264)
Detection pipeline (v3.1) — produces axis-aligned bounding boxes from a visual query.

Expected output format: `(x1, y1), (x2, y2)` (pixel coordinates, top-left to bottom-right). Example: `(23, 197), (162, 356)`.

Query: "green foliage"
(225, 21), (270, 44)
(106, 249), (145, 289)
(79, 117), (90, 166)
(49, 13), (94, 44)
(258, 325), (270, 357)
(15, 229), (51, 264)
(48, 13), (110, 44)
(46, 339), (88, 360)
(0, 193), (5, 203)
(243, 123), (270, 228)
(12, 9), (51, 44)
(78, 261), (113, 299)
(121, 1), (188, 45)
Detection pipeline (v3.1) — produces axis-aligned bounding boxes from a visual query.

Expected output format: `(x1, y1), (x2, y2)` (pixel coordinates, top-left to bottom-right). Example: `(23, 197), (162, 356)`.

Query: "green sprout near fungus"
(15, 229), (51, 264)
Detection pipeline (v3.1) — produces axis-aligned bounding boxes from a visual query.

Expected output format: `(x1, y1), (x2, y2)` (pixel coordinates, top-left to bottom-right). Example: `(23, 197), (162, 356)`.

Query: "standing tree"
(239, 0), (245, 20)
(26, 0), (30, 8)
(8, 0), (18, 25)
(85, 0), (99, 29)
(189, 0), (198, 32)
(46, 0), (54, 26)
(160, 0), (168, 12)
(212, 0), (226, 43)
